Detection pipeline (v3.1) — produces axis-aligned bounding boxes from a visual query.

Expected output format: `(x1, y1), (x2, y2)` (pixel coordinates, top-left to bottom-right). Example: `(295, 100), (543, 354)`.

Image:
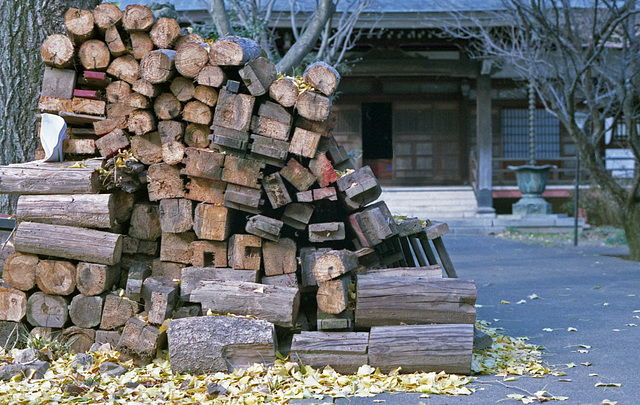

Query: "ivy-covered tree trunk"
(0, 0), (99, 214)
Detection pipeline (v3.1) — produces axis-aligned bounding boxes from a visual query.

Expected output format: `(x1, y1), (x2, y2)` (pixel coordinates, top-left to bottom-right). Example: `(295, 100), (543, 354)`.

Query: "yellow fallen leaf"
(501, 300), (510, 304)
(595, 382), (621, 387)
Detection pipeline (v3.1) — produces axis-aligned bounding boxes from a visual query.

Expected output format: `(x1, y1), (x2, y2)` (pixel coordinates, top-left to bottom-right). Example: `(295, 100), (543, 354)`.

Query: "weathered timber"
(184, 123), (211, 148)
(224, 186), (263, 215)
(0, 286), (27, 322)
(175, 42), (209, 78)
(317, 311), (354, 331)
(159, 199), (193, 233)
(312, 249), (357, 283)
(128, 109), (156, 135)
(196, 64), (227, 88)
(132, 79), (160, 98)
(78, 39), (110, 71)
(106, 55), (140, 84)
(64, 8), (95, 44)
(180, 266), (258, 301)
(279, 158), (317, 191)
(303, 61), (341, 96)
(251, 101), (292, 141)
(0, 162), (100, 194)
(211, 126), (250, 153)
(262, 172), (292, 209)
(368, 324), (474, 374)
(245, 215), (283, 242)
(141, 277), (179, 325)
(193, 203), (233, 241)
(76, 262), (120, 296)
(239, 57), (277, 96)
(69, 294), (104, 329)
(122, 236), (158, 256)
(348, 201), (398, 248)
(61, 326), (96, 353)
(153, 94), (182, 121)
(194, 85), (218, 107)
(308, 152), (338, 187)
(131, 132), (163, 165)
(269, 77), (298, 107)
(149, 259), (185, 283)
(228, 234), (262, 270)
(157, 120), (184, 143)
(96, 128), (130, 157)
(106, 81), (130, 104)
(140, 50), (176, 84)
(317, 275), (352, 315)
(172, 305), (201, 319)
(290, 331), (368, 374)
(209, 36), (261, 66)
(281, 203), (314, 230)
(35, 260), (76, 296)
(160, 232), (195, 265)
(15, 222), (122, 266)
(261, 238), (297, 277)
(26, 292), (68, 328)
(261, 273), (298, 289)
(41, 34), (75, 69)
(170, 76), (195, 102)
(336, 166), (382, 211)
(296, 91), (332, 122)
(128, 203), (161, 241)
(289, 127), (321, 158)
(41, 67), (76, 99)
(221, 155), (265, 189)
(38, 96), (72, 113)
(104, 26), (127, 56)
(124, 262), (152, 301)
(312, 187), (337, 201)
(190, 281), (300, 327)
(63, 139), (97, 155)
(185, 177), (226, 204)
(2, 253), (39, 291)
(308, 222), (346, 243)
(130, 32), (154, 60)
(181, 148), (224, 180)
(249, 135), (289, 167)
(190, 241), (228, 268)
(168, 316), (276, 374)
(147, 163), (185, 201)
(149, 17), (180, 49)
(117, 317), (165, 366)
(355, 276), (477, 327)
(94, 116), (127, 136)
(212, 86), (255, 132)
(95, 330), (122, 347)
(364, 265), (443, 278)
(93, 3), (122, 29)
(299, 247), (331, 289)
(122, 4), (154, 31)
(100, 294), (139, 330)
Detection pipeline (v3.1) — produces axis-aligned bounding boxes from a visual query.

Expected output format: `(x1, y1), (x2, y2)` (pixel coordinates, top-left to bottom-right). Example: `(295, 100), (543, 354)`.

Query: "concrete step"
(379, 186), (478, 219)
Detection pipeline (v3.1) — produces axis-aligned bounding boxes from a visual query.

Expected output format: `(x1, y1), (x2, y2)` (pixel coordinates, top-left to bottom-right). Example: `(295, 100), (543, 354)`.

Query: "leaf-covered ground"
(0, 322), (562, 404)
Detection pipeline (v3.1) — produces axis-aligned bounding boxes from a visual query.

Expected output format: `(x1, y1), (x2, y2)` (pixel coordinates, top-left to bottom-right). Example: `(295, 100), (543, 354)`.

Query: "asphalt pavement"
(293, 235), (640, 405)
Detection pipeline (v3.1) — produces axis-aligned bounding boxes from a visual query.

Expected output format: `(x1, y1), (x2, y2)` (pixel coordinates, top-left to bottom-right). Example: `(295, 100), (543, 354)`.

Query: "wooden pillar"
(476, 74), (495, 214)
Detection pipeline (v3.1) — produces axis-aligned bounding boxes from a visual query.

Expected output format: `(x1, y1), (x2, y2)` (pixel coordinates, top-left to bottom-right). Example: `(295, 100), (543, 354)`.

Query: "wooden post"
(141, 276), (179, 325)
(476, 74), (495, 214)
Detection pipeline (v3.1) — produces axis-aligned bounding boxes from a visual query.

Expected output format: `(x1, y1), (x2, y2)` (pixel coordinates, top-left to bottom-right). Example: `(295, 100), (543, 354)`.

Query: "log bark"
(130, 31), (154, 60)
(100, 294), (139, 330)
(64, 8), (95, 44)
(303, 61), (341, 96)
(14, 222), (123, 266)
(0, 160), (101, 194)
(368, 324), (474, 374)
(149, 17), (180, 49)
(190, 280), (300, 327)
(93, 3), (122, 29)
(140, 50), (176, 84)
(290, 331), (368, 374)
(122, 4), (154, 31)
(3, 252), (39, 291)
(76, 262), (120, 296)
(312, 250), (357, 282)
(355, 276), (477, 328)
(106, 55), (140, 84)
(35, 260), (76, 295)
(26, 292), (68, 328)
(209, 36), (261, 66)
(16, 194), (115, 229)
(0, 286), (27, 322)
(196, 64), (226, 88)
(175, 42), (209, 78)
(159, 198), (193, 233)
(78, 39), (110, 71)
(69, 294), (104, 328)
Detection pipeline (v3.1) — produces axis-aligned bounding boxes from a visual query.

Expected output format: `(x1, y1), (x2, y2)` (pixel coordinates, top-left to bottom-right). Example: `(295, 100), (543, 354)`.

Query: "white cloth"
(40, 113), (67, 162)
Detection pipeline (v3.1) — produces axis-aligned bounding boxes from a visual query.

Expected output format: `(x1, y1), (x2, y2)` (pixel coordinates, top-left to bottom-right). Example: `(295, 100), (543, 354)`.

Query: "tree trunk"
(0, 0), (100, 214)
(622, 202), (640, 261)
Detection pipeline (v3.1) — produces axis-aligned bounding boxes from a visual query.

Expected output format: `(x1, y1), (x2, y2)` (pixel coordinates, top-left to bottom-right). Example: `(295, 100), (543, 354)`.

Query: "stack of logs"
(0, 3), (478, 375)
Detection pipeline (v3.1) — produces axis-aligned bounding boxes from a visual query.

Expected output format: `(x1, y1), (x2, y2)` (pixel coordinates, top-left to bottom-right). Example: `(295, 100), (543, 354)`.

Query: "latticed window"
(501, 109), (560, 159)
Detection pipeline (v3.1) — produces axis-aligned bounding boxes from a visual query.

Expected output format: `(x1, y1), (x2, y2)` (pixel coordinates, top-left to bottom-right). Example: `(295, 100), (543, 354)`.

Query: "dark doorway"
(362, 103), (393, 159)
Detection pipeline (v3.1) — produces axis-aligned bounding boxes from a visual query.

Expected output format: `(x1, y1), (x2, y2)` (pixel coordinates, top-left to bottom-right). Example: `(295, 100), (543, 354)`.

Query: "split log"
(100, 294), (139, 330)
(76, 262), (120, 296)
(308, 222), (346, 243)
(312, 250), (357, 283)
(355, 276), (477, 327)
(72, 97), (106, 116)
(35, 260), (76, 296)
(212, 86), (255, 131)
(303, 61), (340, 96)
(2, 253), (39, 291)
(262, 238), (297, 276)
(140, 50), (176, 84)
(175, 42), (209, 78)
(368, 324), (474, 374)
(162, 141), (185, 165)
(180, 266), (258, 301)
(122, 92), (150, 109)
(296, 91), (332, 122)
(224, 184), (264, 214)
(317, 275), (352, 315)
(132, 79), (161, 98)
(26, 292), (68, 328)
(106, 81), (131, 104)
(184, 123), (211, 148)
(122, 4), (154, 31)
(167, 316), (275, 374)
(64, 8), (95, 44)
(94, 116), (127, 136)
(147, 163), (185, 201)
(239, 57), (277, 96)
(117, 317), (165, 366)
(154, 93), (182, 120)
(245, 215), (283, 242)
(159, 199), (193, 233)
(14, 222), (122, 266)
(170, 77), (195, 102)
(193, 85), (218, 107)
(128, 203), (162, 241)
(96, 128), (130, 157)
(221, 155), (265, 189)
(0, 286), (27, 322)
(290, 331), (368, 374)
(131, 132), (163, 165)
(128, 109), (156, 135)
(78, 39), (110, 70)
(182, 100), (212, 125)
(41, 34), (75, 69)
(190, 281), (300, 327)
(130, 32), (154, 60)
(281, 203), (314, 230)
(93, 3), (122, 29)
(160, 232), (196, 264)
(141, 277), (179, 325)
(149, 17), (180, 49)
(157, 120), (185, 143)
(196, 64), (227, 88)
(228, 234), (262, 270)
(279, 158), (317, 191)
(262, 172), (292, 209)
(193, 203), (233, 241)
(289, 127), (321, 158)
(106, 55), (140, 84)
(16, 194), (115, 229)
(190, 241), (228, 268)
(309, 152), (338, 187)
(209, 36), (261, 66)
(269, 77), (298, 107)
(69, 294), (104, 329)
(104, 26), (127, 56)
(185, 177), (226, 205)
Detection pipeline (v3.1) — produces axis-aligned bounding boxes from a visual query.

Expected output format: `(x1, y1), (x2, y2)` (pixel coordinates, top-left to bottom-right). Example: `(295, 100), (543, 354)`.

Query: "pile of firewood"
(0, 4), (478, 375)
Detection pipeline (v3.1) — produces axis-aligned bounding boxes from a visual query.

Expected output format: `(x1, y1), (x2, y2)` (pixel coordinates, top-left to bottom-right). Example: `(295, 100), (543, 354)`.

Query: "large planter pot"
(507, 164), (557, 216)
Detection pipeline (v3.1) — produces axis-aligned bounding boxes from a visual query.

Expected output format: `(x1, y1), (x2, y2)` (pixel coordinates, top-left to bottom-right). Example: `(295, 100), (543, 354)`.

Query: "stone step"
(379, 186), (478, 219)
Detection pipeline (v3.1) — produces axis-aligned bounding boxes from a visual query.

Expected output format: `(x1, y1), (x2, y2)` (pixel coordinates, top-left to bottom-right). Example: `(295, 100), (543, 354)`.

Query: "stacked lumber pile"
(0, 4), (478, 375)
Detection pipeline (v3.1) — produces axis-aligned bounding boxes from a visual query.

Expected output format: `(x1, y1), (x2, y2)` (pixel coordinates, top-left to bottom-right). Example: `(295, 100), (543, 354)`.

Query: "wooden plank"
(363, 265), (443, 278)
(290, 331), (368, 374)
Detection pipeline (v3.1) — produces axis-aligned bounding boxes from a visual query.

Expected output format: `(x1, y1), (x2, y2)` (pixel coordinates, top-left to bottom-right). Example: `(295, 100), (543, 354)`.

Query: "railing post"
(476, 74), (496, 215)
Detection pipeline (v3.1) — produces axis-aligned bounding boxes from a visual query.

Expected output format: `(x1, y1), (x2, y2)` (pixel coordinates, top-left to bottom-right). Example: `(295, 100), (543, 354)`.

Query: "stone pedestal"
(508, 164), (556, 216)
